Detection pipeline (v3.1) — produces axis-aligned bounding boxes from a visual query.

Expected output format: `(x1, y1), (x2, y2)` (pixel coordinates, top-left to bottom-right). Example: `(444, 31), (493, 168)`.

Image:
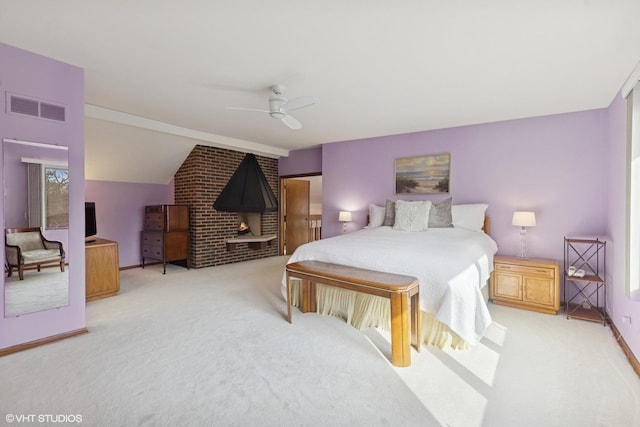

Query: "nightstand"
(490, 255), (560, 315)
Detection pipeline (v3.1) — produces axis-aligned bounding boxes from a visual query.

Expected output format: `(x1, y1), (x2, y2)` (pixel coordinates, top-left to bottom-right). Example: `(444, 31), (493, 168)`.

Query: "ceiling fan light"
(269, 111), (285, 119)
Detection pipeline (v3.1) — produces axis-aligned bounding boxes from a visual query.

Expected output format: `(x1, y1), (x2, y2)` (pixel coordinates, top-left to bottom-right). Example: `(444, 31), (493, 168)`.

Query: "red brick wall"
(174, 145), (279, 268)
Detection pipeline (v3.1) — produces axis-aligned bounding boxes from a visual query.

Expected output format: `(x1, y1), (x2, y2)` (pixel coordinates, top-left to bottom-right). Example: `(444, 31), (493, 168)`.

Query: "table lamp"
(512, 211), (536, 258)
(338, 211), (352, 233)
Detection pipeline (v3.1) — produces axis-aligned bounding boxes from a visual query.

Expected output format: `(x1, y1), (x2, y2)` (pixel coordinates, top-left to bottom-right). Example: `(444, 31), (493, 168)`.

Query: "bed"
(282, 201), (498, 350)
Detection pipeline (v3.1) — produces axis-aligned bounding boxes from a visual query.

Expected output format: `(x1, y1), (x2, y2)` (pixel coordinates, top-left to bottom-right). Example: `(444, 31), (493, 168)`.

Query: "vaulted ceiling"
(2, 1), (640, 184)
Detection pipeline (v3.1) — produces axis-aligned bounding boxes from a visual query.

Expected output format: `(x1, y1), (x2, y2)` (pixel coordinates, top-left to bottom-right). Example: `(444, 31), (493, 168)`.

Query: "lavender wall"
(85, 180), (172, 268)
(278, 146), (322, 176)
(0, 43), (85, 349)
(321, 110), (608, 263)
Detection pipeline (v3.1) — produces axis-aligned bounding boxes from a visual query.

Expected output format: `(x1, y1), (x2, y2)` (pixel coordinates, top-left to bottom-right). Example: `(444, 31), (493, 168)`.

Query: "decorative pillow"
(428, 197), (453, 228)
(392, 200), (432, 232)
(451, 203), (488, 231)
(368, 203), (386, 228)
(382, 200), (396, 226)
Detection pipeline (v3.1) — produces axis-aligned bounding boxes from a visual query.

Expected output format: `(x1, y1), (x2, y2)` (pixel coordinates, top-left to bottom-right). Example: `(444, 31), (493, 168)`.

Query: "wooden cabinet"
(490, 255), (560, 315)
(141, 205), (190, 274)
(86, 238), (120, 302)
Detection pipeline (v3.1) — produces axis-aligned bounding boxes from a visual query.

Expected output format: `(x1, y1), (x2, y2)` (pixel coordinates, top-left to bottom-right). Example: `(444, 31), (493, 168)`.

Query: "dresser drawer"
(142, 231), (163, 245)
(144, 213), (164, 230)
(142, 245), (163, 259)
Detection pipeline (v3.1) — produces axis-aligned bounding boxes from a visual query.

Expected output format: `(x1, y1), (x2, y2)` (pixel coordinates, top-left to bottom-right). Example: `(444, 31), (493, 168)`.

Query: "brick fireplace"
(174, 145), (279, 268)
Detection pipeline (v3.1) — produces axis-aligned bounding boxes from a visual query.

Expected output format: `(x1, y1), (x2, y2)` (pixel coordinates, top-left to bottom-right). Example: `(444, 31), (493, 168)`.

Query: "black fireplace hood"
(213, 153), (278, 213)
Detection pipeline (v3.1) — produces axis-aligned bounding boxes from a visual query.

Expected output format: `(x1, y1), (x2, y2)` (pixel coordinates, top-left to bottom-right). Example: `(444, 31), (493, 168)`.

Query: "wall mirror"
(3, 139), (69, 317)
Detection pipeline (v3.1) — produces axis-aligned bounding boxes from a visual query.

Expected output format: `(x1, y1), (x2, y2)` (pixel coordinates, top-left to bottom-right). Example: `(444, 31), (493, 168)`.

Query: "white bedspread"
(282, 226), (498, 345)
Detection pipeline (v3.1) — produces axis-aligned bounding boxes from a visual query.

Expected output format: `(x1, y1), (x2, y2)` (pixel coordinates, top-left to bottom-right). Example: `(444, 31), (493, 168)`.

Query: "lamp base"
(518, 228), (528, 258)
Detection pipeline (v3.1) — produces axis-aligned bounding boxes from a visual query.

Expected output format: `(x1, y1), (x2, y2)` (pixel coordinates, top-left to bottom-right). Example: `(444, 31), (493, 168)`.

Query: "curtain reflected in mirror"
(3, 139), (69, 317)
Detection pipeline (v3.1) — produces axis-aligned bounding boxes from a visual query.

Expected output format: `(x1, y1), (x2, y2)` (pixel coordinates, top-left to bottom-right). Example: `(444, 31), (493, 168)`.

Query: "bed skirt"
(289, 278), (470, 351)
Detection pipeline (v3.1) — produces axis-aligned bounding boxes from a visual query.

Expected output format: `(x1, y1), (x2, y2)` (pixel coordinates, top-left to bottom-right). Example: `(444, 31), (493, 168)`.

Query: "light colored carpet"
(1, 256), (639, 427)
(4, 268), (68, 317)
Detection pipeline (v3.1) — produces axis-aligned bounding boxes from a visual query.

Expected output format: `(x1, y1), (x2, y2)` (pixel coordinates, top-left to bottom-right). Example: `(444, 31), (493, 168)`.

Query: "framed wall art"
(395, 153), (450, 194)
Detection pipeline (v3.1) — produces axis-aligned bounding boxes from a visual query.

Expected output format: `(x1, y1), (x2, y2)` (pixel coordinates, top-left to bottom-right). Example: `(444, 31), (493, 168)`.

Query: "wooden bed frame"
(483, 216), (491, 236)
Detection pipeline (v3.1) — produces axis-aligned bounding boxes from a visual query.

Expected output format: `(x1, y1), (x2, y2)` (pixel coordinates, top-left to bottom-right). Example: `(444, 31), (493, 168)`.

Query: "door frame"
(279, 173), (322, 255)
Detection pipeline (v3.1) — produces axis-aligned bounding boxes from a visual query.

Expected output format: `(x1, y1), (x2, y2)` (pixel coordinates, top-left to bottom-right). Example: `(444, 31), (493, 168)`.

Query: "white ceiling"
(2, 1), (640, 184)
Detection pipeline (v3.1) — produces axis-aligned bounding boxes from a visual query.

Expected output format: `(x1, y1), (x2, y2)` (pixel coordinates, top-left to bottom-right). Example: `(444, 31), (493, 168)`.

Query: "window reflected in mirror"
(25, 163), (69, 229)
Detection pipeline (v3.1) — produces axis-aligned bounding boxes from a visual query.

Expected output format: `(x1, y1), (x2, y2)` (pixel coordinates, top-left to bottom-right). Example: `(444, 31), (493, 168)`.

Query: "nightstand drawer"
(495, 263), (554, 279)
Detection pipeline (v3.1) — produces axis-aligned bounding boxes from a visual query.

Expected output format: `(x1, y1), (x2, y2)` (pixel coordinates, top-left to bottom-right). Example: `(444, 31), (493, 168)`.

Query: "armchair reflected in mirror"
(3, 139), (69, 317)
(5, 227), (65, 280)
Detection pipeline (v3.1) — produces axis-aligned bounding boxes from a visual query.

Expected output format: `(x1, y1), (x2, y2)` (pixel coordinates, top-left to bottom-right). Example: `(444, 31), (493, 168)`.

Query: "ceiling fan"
(225, 84), (316, 130)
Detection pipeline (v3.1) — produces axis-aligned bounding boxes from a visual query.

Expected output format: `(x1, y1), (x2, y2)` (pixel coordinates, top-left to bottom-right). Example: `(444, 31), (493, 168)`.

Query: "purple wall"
(321, 110), (608, 262)
(1, 43), (85, 349)
(85, 180), (172, 268)
(278, 146), (322, 176)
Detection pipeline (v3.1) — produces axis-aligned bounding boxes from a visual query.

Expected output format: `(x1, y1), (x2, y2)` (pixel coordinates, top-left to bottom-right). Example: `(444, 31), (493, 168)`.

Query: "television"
(85, 202), (97, 243)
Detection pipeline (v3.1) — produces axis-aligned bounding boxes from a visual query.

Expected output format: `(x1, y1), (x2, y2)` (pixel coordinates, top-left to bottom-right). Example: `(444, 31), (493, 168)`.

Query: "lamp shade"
(338, 211), (352, 222)
(512, 211), (536, 227)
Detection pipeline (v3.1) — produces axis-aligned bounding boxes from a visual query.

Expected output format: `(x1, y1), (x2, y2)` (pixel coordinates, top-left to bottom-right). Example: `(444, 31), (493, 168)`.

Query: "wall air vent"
(7, 94), (66, 122)
(9, 96), (39, 117)
(40, 102), (66, 121)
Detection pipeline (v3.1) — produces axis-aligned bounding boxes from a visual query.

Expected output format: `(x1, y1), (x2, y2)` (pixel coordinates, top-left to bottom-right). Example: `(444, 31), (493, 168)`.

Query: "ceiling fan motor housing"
(269, 95), (287, 119)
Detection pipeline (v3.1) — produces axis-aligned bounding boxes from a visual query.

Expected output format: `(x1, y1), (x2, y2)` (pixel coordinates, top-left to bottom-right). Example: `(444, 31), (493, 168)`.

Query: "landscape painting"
(395, 153), (450, 194)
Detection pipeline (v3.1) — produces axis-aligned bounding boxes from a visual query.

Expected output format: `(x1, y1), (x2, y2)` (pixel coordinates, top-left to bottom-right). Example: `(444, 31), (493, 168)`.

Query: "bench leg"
(411, 292), (421, 352)
(389, 292), (411, 367)
(300, 279), (316, 313)
(286, 273), (292, 323)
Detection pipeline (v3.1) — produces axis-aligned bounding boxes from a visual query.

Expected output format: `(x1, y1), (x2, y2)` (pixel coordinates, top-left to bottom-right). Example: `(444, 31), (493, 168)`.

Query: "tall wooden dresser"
(141, 205), (190, 274)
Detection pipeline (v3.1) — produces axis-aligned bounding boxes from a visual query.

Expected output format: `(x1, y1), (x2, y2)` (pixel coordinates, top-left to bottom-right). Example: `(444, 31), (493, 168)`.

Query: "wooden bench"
(285, 260), (421, 367)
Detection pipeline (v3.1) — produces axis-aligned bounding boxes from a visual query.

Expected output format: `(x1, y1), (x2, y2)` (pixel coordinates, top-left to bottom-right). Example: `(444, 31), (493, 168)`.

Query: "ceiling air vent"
(9, 96), (39, 117)
(7, 94), (66, 122)
(40, 102), (66, 121)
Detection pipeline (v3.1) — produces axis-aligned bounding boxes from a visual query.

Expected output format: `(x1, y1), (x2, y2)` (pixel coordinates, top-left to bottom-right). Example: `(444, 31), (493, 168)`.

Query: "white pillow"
(392, 200), (432, 232)
(368, 203), (386, 228)
(451, 204), (488, 231)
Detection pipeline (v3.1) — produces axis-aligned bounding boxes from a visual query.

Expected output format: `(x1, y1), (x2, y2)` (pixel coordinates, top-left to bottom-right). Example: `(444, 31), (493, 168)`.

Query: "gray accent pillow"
(428, 197), (453, 228)
(393, 200), (432, 232)
(382, 200), (396, 226)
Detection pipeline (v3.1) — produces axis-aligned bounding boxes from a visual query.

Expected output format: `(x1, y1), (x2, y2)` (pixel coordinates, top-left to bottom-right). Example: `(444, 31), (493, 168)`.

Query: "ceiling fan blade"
(225, 106), (270, 113)
(281, 114), (302, 130)
(281, 96), (316, 113)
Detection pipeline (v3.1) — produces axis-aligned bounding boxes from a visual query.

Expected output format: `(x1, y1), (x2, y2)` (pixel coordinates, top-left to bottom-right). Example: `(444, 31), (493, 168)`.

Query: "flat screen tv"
(85, 202), (97, 243)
